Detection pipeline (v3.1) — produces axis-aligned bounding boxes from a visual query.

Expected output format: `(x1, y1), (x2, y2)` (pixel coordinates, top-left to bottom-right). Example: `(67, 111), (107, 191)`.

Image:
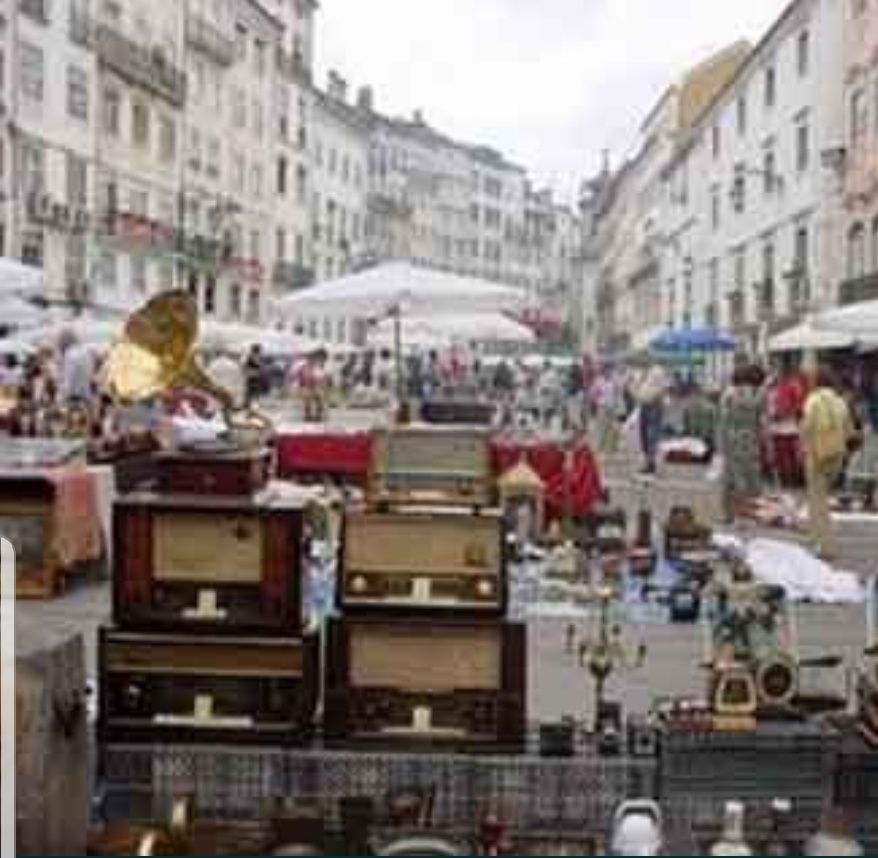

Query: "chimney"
(327, 70), (348, 102)
(356, 85), (374, 113)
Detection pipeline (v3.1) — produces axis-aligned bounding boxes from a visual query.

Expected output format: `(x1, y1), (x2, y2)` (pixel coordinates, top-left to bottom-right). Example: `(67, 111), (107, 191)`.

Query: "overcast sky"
(316, 0), (791, 203)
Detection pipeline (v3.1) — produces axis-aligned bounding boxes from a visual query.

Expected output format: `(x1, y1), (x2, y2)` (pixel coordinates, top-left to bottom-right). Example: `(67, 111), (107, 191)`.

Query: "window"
(19, 41), (44, 102)
(132, 101), (149, 147)
(795, 115), (810, 171)
(249, 229), (260, 260)
(234, 23), (247, 60)
(731, 165), (746, 213)
(103, 87), (120, 136)
(761, 238), (775, 315)
(67, 65), (88, 119)
(188, 127), (201, 171)
(277, 155), (288, 195)
(276, 227), (286, 260)
(103, 0), (121, 21)
(252, 100), (264, 139)
(711, 124), (721, 159)
(204, 276), (216, 314)
(159, 117), (176, 162)
(848, 222), (867, 278)
(736, 92), (747, 135)
(851, 87), (867, 147)
(250, 164), (263, 199)
(206, 137), (220, 178)
(342, 154), (350, 182)
(65, 235), (86, 287)
(230, 283), (242, 318)
(793, 224), (810, 307)
(295, 165), (307, 203)
(21, 141), (45, 194)
(99, 250), (117, 290)
(66, 152), (87, 206)
(247, 290), (259, 323)
(797, 29), (809, 77)
(764, 66), (776, 108)
(232, 151), (245, 193)
(131, 256), (147, 294)
(21, 228), (44, 267)
(253, 39), (266, 77)
(232, 88), (246, 129)
(295, 232), (304, 264)
(763, 149), (776, 195)
(710, 185), (720, 230)
(69, 0), (90, 44)
(328, 148), (337, 175)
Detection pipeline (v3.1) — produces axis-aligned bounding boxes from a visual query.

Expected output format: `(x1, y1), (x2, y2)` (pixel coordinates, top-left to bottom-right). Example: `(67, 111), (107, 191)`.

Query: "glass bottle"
(710, 801), (753, 856)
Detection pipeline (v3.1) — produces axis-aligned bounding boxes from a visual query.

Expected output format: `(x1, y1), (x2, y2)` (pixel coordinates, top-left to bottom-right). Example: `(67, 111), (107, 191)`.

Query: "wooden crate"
(340, 508), (507, 615)
(113, 493), (303, 635)
(16, 630), (89, 856)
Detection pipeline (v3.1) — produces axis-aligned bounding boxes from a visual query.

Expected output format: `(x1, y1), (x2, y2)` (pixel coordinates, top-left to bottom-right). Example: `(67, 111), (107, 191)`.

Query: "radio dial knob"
(477, 579), (494, 598)
(351, 575), (368, 593)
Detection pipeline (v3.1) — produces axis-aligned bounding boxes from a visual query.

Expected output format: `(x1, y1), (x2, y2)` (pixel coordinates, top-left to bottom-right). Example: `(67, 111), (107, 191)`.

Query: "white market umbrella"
(9, 317), (122, 349)
(0, 294), (48, 329)
(369, 311), (534, 351)
(769, 319), (855, 353)
(276, 262), (527, 317)
(815, 299), (878, 336)
(0, 257), (45, 298)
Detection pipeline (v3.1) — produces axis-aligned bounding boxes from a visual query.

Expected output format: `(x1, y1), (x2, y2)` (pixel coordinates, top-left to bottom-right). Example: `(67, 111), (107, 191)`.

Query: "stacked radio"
(98, 446), (318, 746)
(325, 426), (527, 752)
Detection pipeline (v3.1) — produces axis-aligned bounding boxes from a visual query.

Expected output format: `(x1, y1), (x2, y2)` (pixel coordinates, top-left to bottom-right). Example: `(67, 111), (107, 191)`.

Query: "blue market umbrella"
(650, 326), (736, 353)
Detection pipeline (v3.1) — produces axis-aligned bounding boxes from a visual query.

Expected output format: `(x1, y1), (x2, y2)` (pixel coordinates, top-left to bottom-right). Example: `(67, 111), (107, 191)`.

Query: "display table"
(490, 438), (604, 520)
(275, 428), (604, 517)
(276, 429), (374, 483)
(0, 444), (103, 597)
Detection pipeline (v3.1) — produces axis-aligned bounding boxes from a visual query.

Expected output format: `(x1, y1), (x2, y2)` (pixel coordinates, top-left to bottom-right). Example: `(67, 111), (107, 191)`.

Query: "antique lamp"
(498, 458), (545, 545)
(567, 585), (646, 733)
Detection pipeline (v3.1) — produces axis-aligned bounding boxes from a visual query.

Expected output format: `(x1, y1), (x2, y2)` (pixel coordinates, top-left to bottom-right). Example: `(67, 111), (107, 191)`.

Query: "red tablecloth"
(276, 431), (373, 480)
(490, 440), (604, 519)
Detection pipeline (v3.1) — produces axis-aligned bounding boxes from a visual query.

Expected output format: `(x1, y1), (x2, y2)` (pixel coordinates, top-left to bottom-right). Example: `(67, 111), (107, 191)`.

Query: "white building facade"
(660, 0), (845, 355)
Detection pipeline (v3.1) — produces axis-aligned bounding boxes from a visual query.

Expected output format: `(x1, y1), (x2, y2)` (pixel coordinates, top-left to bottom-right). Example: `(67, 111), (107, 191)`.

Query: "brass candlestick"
(567, 586), (646, 730)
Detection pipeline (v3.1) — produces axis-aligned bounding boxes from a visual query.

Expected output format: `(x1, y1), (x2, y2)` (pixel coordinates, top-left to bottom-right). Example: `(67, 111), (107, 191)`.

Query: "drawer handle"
(154, 693), (253, 729)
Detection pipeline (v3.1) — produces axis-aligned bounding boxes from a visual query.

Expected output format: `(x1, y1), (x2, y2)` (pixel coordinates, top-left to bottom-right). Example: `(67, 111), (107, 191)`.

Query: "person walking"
(636, 362), (668, 473)
(593, 366), (623, 454)
(801, 366), (854, 560)
(718, 365), (765, 522)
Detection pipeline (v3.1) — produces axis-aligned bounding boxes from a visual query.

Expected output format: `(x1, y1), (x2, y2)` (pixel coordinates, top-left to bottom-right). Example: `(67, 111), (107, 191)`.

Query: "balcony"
(839, 270), (878, 306)
(20, 0), (49, 24)
(186, 14), (234, 67)
(276, 46), (312, 85)
(94, 24), (186, 107)
(273, 260), (314, 291)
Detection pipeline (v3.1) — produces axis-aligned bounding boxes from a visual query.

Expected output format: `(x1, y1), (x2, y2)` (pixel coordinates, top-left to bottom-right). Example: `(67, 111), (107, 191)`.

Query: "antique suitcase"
(369, 426), (494, 508)
(113, 492), (303, 635)
(324, 617), (526, 752)
(98, 627), (318, 745)
(155, 445), (272, 496)
(339, 509), (507, 615)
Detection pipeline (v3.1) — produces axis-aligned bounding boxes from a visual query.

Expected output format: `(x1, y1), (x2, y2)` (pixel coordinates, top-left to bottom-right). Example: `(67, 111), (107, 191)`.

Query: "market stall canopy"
(0, 294), (49, 329)
(368, 311), (535, 351)
(814, 299), (878, 336)
(650, 326), (735, 353)
(768, 319), (855, 352)
(0, 257), (44, 297)
(6, 317), (122, 349)
(200, 320), (309, 356)
(276, 262), (528, 316)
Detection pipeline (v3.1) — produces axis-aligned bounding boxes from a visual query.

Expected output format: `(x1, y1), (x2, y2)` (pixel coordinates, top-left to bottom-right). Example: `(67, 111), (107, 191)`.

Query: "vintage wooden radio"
(324, 617), (526, 752)
(369, 426), (494, 509)
(710, 663), (758, 731)
(339, 509), (507, 615)
(98, 627), (318, 745)
(754, 651), (799, 710)
(154, 445), (272, 496)
(113, 492), (303, 635)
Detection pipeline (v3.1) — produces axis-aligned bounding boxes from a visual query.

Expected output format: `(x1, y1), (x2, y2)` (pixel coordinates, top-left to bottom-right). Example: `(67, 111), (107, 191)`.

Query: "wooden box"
(155, 446), (271, 496)
(324, 617), (526, 752)
(16, 630), (89, 856)
(340, 509), (507, 615)
(98, 628), (318, 745)
(113, 493), (302, 635)
(369, 427), (494, 509)
(0, 477), (58, 598)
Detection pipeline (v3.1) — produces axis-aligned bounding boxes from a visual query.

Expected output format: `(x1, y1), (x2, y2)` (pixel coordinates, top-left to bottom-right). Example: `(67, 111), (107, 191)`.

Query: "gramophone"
(104, 289), (270, 449)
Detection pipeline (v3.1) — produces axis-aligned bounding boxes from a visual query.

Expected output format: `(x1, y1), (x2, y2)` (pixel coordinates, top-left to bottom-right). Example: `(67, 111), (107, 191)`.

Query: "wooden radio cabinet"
(113, 492), (303, 635)
(324, 617), (526, 752)
(369, 427), (494, 509)
(340, 509), (507, 615)
(98, 627), (318, 745)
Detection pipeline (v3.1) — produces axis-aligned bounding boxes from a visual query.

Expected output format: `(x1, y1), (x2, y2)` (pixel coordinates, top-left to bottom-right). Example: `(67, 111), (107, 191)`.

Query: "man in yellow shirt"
(801, 366), (854, 560)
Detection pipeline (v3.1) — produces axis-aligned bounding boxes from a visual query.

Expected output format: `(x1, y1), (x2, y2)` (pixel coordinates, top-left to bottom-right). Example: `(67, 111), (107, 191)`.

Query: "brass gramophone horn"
(104, 289), (270, 436)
